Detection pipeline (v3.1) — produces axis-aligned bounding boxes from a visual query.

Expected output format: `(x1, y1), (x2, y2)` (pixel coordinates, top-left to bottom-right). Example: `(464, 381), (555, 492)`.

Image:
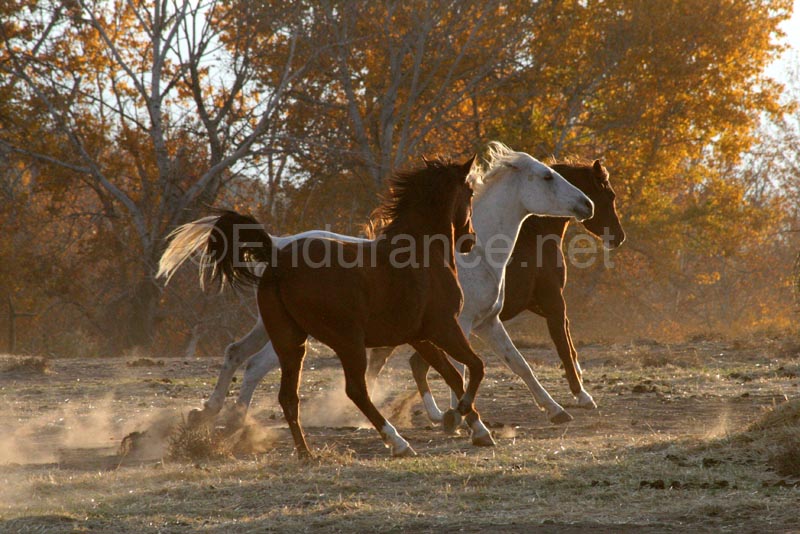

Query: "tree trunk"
(126, 275), (160, 349)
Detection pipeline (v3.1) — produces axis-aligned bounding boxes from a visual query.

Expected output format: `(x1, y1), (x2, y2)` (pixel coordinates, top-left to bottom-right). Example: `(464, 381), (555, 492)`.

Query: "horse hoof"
(223, 410), (247, 434)
(549, 410), (573, 425)
(442, 409), (463, 435)
(576, 392), (597, 410)
(187, 409), (208, 427)
(472, 433), (496, 447)
(297, 450), (315, 463)
(393, 445), (417, 458)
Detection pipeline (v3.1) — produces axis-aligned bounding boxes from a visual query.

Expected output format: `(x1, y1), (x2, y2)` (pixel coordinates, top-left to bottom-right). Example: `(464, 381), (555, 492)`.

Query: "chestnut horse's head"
(552, 160), (626, 249)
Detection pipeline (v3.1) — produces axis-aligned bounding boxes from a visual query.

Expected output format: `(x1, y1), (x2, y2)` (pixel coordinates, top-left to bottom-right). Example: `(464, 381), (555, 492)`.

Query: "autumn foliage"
(0, 0), (797, 357)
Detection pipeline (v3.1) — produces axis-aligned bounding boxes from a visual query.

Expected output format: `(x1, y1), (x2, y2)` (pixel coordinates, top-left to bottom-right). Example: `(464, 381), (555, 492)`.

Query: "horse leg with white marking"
(409, 350), (445, 423)
(411, 341), (493, 445)
(423, 319), (494, 447)
(337, 341), (415, 457)
(546, 313), (596, 409)
(187, 316), (269, 426)
(474, 317), (573, 424)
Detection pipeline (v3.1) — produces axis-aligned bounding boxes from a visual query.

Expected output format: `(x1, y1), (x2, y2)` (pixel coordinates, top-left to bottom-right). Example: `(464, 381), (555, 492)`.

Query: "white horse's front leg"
(474, 318), (572, 424)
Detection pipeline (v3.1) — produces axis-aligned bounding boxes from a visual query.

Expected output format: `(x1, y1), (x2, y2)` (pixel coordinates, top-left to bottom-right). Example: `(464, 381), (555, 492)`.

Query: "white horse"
(158, 142), (594, 432)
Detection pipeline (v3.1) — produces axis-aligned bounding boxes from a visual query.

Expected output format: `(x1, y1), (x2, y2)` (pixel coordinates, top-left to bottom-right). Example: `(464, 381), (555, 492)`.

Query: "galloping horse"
(371, 159), (625, 424)
(159, 146), (594, 456)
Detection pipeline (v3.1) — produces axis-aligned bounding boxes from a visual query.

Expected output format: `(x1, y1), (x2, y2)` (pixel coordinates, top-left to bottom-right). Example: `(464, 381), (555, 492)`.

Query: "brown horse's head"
(552, 160), (625, 249)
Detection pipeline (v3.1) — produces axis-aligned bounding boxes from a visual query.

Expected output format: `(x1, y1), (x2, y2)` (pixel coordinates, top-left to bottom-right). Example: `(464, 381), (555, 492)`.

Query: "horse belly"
(362, 280), (426, 347)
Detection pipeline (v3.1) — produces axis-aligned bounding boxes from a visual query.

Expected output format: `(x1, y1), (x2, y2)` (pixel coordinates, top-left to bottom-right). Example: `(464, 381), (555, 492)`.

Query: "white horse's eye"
(544, 172), (554, 181)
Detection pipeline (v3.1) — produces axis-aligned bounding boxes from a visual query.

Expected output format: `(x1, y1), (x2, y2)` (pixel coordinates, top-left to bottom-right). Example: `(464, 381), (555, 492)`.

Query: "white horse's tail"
(157, 211), (272, 290)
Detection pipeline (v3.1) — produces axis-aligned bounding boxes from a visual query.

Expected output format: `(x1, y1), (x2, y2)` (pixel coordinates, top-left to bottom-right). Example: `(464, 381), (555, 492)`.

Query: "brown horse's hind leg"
(257, 287), (312, 460)
(336, 342), (415, 457)
(424, 325), (495, 447)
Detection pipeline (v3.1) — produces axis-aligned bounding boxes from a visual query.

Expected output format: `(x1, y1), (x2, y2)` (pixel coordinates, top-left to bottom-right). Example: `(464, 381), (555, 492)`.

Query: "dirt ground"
(1, 337), (799, 533)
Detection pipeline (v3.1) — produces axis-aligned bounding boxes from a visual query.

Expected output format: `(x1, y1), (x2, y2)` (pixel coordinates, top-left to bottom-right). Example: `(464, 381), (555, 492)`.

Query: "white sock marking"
(422, 392), (444, 423)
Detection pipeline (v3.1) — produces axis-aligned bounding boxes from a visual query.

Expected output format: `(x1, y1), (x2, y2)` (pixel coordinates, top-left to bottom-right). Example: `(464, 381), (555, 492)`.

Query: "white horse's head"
(483, 142), (594, 221)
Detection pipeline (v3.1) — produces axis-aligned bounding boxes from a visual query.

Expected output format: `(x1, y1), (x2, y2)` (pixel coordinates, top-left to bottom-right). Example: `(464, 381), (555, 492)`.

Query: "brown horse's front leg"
(545, 312), (596, 409)
(409, 342), (464, 429)
(564, 317), (582, 379)
(565, 317), (595, 408)
(425, 324), (495, 447)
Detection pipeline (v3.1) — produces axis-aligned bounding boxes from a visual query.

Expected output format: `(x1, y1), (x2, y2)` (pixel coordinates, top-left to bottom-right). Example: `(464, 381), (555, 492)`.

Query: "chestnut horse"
(175, 157), (485, 458)
(377, 159), (625, 423)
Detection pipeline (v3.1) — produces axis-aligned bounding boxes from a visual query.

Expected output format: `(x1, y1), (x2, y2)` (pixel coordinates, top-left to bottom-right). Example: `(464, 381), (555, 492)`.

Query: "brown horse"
(201, 157), (497, 459)
(374, 159), (624, 419)
(498, 160), (625, 400)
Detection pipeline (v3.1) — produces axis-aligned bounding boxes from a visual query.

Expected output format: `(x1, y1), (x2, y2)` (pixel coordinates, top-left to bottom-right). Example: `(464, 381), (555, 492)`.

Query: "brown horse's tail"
(158, 210), (273, 291)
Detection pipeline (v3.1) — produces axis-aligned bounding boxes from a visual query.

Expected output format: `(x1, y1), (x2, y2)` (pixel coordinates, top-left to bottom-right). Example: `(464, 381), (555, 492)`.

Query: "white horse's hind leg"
(366, 346), (396, 390)
(188, 316), (269, 425)
(229, 341), (281, 426)
(474, 317), (572, 424)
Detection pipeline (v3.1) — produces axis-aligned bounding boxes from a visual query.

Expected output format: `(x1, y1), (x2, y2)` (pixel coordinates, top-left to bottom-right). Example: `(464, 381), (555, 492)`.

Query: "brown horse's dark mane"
(547, 156), (609, 180)
(368, 157), (460, 238)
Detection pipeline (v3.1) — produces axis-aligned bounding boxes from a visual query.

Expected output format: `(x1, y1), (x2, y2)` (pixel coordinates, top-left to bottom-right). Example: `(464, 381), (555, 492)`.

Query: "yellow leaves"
(696, 272), (721, 286)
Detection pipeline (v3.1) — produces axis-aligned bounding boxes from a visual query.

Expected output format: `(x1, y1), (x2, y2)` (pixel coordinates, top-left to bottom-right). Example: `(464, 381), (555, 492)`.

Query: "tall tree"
(0, 0), (310, 347)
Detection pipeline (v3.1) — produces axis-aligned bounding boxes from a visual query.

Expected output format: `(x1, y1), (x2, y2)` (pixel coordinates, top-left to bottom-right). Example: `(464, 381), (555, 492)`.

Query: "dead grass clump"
(1, 355), (50, 375)
(746, 398), (800, 434)
(723, 399), (800, 477)
(769, 442), (800, 477)
(167, 420), (232, 462)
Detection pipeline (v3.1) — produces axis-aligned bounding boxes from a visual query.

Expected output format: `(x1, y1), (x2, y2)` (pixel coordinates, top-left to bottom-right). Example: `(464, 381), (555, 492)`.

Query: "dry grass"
(0, 340), (799, 532)
(769, 443), (800, 477)
(167, 420), (233, 462)
(126, 357), (165, 368)
(0, 355), (50, 375)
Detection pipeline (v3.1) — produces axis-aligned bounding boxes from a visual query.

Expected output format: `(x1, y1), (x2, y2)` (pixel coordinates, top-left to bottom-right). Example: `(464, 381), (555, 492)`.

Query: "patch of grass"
(1, 355), (50, 375)
(746, 398), (800, 433)
(167, 420), (232, 462)
(769, 442), (800, 477)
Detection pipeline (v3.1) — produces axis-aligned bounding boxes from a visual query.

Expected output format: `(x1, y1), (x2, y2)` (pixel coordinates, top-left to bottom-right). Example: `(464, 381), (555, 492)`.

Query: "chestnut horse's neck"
(518, 215), (570, 252)
(381, 199), (459, 268)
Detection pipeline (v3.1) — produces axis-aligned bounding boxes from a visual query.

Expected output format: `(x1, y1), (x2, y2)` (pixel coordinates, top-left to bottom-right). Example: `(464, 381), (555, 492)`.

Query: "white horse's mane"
(473, 141), (534, 199)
